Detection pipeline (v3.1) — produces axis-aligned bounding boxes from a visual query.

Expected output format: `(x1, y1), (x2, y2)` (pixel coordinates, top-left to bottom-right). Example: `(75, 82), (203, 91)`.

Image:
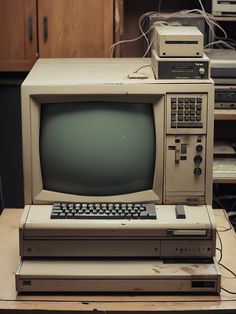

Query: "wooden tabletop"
(1, 208), (236, 313)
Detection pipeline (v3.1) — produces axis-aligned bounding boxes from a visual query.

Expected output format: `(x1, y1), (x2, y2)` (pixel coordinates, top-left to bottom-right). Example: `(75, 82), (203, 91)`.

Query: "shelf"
(214, 109), (236, 120)
(213, 177), (236, 184)
(213, 157), (236, 183)
(211, 16), (236, 22)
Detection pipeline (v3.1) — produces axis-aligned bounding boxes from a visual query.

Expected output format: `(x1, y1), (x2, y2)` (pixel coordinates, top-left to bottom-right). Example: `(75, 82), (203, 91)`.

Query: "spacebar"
(72, 214), (150, 219)
(73, 214), (124, 219)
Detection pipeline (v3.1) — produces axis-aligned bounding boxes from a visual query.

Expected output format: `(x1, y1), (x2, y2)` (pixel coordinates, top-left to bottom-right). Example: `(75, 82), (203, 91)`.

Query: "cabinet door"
(0, 0), (37, 71)
(38, 0), (113, 57)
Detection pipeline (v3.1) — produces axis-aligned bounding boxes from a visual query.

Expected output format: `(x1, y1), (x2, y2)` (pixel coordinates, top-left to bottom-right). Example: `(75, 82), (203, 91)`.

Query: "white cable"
(150, 9), (228, 39)
(204, 40), (235, 49)
(197, 0), (217, 36)
(142, 33), (155, 57)
(138, 11), (163, 50)
(110, 31), (148, 58)
(110, 11), (158, 57)
(197, 0), (228, 39)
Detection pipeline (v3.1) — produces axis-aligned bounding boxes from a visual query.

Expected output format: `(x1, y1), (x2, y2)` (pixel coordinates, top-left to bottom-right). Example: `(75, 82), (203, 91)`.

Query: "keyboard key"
(51, 213), (59, 219)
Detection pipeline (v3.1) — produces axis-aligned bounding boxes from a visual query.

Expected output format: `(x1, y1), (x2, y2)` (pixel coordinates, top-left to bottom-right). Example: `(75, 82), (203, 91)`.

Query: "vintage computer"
(14, 58), (220, 293)
(15, 28), (221, 293)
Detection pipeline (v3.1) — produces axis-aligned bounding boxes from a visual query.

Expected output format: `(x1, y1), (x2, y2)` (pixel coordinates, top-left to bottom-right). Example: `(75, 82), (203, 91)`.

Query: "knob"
(194, 155), (203, 164)
(199, 67), (205, 76)
(196, 144), (203, 152)
(194, 167), (202, 176)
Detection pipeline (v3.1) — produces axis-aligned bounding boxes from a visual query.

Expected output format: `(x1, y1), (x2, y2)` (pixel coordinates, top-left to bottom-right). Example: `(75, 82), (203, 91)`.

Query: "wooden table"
(1, 208), (236, 313)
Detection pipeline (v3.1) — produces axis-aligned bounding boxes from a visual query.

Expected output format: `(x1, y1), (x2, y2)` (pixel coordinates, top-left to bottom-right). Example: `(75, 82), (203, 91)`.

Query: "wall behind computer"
(0, 74), (25, 211)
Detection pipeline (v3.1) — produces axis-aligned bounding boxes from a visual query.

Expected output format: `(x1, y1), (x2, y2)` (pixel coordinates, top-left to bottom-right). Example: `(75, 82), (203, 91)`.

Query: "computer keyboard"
(50, 203), (156, 220)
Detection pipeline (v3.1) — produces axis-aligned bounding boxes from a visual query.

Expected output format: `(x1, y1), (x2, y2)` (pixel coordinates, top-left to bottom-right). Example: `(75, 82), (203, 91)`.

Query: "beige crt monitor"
(19, 58), (216, 259)
(21, 58), (214, 206)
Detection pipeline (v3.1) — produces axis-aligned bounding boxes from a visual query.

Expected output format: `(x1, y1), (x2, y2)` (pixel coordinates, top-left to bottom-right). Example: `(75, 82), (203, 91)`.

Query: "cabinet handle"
(28, 16), (33, 41)
(44, 16), (48, 42)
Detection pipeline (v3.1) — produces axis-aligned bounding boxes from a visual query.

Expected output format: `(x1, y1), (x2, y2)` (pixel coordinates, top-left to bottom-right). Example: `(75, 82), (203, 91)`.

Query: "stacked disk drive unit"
(151, 26), (209, 79)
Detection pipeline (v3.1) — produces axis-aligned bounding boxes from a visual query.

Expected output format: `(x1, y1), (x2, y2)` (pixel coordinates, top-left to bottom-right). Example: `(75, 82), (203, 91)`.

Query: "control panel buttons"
(196, 144), (203, 152)
(170, 96), (203, 129)
(199, 67), (205, 76)
(194, 167), (202, 176)
(194, 155), (203, 164)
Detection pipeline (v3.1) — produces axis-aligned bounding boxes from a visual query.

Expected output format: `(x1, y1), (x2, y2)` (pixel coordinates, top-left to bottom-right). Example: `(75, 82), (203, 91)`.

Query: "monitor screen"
(40, 101), (155, 197)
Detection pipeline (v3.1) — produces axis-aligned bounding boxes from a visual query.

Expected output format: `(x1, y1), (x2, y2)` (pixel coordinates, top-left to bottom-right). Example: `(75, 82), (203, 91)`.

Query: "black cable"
(216, 247), (223, 262)
(217, 231), (236, 294)
(221, 287), (236, 294)
(219, 262), (236, 278)
(217, 230), (223, 263)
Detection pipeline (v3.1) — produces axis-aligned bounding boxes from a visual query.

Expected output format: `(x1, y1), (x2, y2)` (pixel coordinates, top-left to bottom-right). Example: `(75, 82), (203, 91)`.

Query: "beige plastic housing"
(212, 0), (236, 16)
(15, 257), (221, 293)
(21, 58), (214, 206)
(152, 26), (204, 57)
(19, 204), (216, 258)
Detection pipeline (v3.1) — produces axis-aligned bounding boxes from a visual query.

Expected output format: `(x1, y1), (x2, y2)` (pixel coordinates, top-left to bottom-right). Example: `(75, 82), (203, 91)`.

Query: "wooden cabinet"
(0, 0), (37, 71)
(0, 0), (114, 71)
(37, 0), (113, 58)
